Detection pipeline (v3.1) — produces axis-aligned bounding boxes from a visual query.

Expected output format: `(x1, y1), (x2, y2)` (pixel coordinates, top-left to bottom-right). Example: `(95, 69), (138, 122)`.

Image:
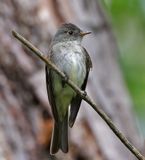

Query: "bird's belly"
(53, 73), (75, 120)
(51, 53), (86, 120)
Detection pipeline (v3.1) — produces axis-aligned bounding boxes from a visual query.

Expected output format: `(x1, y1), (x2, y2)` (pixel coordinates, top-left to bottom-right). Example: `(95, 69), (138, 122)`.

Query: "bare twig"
(12, 30), (145, 160)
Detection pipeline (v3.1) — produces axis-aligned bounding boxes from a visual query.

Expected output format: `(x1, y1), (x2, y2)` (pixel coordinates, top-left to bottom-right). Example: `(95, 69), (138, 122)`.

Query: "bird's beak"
(80, 31), (91, 37)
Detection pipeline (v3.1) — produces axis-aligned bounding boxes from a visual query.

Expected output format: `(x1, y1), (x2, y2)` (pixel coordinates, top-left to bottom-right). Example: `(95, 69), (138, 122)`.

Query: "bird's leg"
(61, 73), (69, 88)
(83, 90), (87, 96)
(81, 90), (87, 97)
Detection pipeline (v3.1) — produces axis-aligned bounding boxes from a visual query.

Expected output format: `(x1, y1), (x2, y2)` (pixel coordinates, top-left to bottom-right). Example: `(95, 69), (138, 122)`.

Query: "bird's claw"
(63, 75), (69, 82)
(81, 90), (87, 97)
(61, 75), (69, 88)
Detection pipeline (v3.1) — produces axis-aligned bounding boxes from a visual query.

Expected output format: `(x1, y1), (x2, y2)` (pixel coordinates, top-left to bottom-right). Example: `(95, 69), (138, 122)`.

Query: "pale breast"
(51, 41), (87, 87)
(64, 53), (86, 86)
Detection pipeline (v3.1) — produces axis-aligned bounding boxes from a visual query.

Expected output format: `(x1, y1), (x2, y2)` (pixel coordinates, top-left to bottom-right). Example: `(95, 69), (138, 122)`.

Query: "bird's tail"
(50, 112), (68, 154)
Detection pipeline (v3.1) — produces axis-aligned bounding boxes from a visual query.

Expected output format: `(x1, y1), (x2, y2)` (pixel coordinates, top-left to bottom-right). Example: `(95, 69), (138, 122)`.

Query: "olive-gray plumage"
(45, 23), (92, 154)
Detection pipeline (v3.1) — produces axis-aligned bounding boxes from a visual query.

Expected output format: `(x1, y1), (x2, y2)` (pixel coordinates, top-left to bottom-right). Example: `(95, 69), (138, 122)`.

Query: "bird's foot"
(81, 90), (87, 97)
(61, 74), (69, 88)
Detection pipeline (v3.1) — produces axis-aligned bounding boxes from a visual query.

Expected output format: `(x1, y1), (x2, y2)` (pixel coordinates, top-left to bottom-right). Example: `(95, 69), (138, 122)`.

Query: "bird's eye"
(68, 31), (73, 35)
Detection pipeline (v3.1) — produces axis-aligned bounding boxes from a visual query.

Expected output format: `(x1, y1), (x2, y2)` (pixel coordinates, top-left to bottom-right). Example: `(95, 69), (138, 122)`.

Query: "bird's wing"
(69, 48), (92, 127)
(45, 65), (59, 122)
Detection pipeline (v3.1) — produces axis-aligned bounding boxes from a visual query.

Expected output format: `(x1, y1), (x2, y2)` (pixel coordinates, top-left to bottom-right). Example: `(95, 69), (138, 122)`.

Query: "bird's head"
(53, 23), (91, 43)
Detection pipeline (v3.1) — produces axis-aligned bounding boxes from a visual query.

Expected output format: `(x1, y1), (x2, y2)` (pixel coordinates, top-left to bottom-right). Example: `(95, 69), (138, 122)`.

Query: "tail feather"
(50, 122), (60, 154)
(60, 111), (68, 153)
(50, 112), (68, 154)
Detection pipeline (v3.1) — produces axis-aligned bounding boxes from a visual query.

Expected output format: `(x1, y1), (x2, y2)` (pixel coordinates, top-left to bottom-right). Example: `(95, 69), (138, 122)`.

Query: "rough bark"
(0, 0), (143, 160)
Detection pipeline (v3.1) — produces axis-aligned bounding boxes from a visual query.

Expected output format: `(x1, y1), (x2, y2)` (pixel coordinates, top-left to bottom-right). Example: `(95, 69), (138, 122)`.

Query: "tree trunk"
(0, 0), (143, 159)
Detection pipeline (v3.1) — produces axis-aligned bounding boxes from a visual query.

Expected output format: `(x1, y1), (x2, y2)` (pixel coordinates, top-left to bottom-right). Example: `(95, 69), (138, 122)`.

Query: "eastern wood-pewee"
(45, 23), (92, 154)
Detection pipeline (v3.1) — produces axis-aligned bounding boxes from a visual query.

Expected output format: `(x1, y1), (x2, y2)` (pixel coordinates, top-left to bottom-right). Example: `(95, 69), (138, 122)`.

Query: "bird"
(45, 23), (92, 154)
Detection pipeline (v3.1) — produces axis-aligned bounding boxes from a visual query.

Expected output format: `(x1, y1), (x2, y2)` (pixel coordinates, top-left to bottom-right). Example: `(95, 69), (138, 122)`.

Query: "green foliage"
(103, 0), (145, 136)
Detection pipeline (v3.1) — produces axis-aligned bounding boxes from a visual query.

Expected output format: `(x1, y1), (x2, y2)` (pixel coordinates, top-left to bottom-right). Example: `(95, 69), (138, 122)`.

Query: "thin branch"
(12, 30), (145, 160)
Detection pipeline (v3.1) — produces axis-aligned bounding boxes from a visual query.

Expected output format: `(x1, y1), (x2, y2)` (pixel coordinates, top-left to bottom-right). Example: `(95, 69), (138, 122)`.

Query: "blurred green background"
(103, 0), (145, 136)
